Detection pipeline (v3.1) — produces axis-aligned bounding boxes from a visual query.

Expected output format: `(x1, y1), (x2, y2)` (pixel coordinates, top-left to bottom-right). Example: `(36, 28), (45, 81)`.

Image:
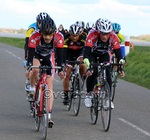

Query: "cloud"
(0, 0), (150, 36)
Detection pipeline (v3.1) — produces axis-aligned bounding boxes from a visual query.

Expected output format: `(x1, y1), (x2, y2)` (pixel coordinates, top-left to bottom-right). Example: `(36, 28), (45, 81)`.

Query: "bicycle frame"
(35, 72), (50, 117)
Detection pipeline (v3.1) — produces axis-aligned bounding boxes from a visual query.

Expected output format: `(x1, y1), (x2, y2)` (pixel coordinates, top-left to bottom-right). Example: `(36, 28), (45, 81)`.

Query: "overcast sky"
(0, 0), (150, 36)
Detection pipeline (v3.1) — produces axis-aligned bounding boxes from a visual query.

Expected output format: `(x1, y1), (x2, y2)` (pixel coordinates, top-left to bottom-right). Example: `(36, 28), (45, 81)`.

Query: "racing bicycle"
(29, 65), (60, 140)
(90, 61), (112, 132)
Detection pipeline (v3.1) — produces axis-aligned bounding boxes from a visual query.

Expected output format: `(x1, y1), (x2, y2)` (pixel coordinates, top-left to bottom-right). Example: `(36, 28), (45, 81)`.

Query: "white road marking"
(119, 118), (150, 137)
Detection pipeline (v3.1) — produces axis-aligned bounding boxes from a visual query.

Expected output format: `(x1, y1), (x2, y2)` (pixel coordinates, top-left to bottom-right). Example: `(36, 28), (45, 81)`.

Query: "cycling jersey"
(28, 31), (64, 66)
(26, 22), (39, 38)
(117, 32), (125, 44)
(85, 29), (120, 50)
(64, 33), (86, 50)
(84, 28), (123, 62)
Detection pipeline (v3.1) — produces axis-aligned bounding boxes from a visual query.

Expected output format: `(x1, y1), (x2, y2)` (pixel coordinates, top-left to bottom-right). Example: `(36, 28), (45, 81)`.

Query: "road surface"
(0, 43), (150, 140)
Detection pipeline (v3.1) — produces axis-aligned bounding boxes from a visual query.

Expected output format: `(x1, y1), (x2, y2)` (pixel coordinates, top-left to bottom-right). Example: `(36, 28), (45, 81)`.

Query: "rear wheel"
(34, 99), (41, 131)
(34, 111), (41, 132)
(101, 82), (111, 131)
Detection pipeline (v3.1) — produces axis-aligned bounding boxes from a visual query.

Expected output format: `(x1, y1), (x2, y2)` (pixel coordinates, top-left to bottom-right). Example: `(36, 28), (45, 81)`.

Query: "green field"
(0, 36), (150, 89)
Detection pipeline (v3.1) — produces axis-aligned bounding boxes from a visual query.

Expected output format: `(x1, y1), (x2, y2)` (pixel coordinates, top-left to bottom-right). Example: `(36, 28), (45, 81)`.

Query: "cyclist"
(28, 16), (64, 126)
(24, 12), (50, 93)
(58, 23), (87, 105)
(112, 22), (127, 64)
(75, 21), (88, 37)
(83, 18), (125, 108)
(86, 22), (95, 32)
(112, 22), (125, 44)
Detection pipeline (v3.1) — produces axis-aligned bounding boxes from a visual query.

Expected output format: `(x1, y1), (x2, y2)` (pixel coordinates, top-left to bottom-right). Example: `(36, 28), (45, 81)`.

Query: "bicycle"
(62, 60), (82, 116)
(29, 65), (61, 140)
(110, 55), (124, 101)
(90, 61), (111, 132)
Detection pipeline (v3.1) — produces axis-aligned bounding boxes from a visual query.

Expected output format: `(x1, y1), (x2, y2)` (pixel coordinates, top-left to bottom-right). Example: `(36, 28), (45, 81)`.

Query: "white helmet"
(95, 18), (112, 33)
(86, 22), (94, 30)
(69, 24), (83, 35)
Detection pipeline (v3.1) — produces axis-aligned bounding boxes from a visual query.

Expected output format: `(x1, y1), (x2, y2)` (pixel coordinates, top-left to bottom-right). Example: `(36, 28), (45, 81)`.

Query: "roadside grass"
(0, 36), (24, 48)
(123, 46), (150, 89)
(0, 37), (150, 89)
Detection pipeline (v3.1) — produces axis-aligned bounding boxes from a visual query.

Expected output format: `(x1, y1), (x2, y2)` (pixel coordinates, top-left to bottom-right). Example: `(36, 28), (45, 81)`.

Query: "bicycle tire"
(100, 82), (111, 131)
(90, 93), (99, 124)
(66, 76), (74, 111)
(73, 74), (81, 116)
(34, 87), (41, 132)
(29, 101), (34, 117)
(111, 70), (117, 101)
(34, 112), (41, 132)
(66, 91), (72, 111)
(42, 95), (48, 140)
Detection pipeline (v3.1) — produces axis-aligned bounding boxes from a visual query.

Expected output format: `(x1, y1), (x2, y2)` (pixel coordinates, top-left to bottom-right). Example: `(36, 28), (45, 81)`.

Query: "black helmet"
(36, 12), (50, 24)
(40, 16), (56, 34)
(69, 24), (83, 35)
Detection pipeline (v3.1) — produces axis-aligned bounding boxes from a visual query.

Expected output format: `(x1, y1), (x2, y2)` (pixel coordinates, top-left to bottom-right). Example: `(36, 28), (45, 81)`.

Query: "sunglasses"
(100, 32), (110, 35)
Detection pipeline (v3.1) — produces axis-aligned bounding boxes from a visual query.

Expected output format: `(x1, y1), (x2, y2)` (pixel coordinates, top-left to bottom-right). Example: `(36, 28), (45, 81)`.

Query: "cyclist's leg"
(84, 54), (97, 107)
(62, 49), (74, 105)
(99, 53), (114, 108)
(28, 54), (40, 100)
(77, 49), (86, 77)
(63, 66), (72, 105)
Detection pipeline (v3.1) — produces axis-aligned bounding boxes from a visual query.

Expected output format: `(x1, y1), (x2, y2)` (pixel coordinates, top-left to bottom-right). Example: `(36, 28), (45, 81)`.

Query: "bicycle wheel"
(90, 93), (99, 124)
(34, 103), (41, 132)
(111, 70), (117, 101)
(66, 76), (74, 111)
(66, 91), (72, 111)
(29, 101), (34, 117)
(72, 74), (81, 116)
(100, 82), (111, 131)
(42, 96), (48, 140)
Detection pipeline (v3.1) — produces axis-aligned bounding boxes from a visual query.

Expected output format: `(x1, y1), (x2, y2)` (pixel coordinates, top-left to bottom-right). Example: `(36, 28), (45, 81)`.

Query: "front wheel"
(66, 91), (72, 111)
(100, 82), (111, 131)
(73, 74), (81, 116)
(111, 70), (117, 101)
(90, 93), (99, 125)
(42, 98), (48, 140)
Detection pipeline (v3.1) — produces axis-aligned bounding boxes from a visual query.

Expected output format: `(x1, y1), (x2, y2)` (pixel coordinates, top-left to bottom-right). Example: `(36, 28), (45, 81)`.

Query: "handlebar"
(65, 60), (84, 65)
(28, 65), (61, 72)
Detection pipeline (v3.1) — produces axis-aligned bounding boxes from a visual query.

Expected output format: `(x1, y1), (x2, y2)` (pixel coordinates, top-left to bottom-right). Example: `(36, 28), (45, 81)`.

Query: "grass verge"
(0, 36), (150, 89)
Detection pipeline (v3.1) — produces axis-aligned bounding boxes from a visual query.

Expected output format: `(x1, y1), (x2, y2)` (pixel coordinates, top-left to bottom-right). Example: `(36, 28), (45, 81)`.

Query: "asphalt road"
(0, 43), (150, 140)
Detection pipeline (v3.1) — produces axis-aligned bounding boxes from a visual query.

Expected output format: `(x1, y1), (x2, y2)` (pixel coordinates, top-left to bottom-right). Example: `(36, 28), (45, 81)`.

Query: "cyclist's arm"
(54, 32), (64, 69)
(117, 33), (125, 44)
(26, 28), (35, 38)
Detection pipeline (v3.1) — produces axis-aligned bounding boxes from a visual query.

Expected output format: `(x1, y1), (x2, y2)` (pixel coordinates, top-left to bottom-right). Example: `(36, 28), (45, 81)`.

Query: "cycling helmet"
(75, 21), (85, 29)
(40, 16), (56, 34)
(36, 12), (50, 24)
(86, 22), (94, 30)
(112, 23), (121, 32)
(95, 18), (112, 33)
(69, 24), (83, 35)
